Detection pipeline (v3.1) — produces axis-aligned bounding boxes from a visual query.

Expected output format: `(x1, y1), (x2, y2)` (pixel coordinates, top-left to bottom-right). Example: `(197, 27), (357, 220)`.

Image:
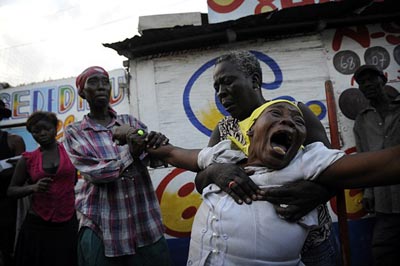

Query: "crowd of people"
(0, 51), (399, 266)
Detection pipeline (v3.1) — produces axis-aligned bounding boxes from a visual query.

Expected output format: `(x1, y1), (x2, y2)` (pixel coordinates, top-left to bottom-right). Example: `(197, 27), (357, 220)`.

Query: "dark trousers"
(78, 227), (173, 266)
(372, 212), (400, 266)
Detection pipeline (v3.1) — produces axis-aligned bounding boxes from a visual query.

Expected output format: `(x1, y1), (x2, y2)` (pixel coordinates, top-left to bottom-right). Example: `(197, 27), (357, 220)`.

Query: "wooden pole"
(325, 80), (351, 266)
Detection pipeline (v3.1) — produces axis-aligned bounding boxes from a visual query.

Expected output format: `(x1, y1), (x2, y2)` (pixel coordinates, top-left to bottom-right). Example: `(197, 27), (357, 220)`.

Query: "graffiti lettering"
(364, 46), (390, 69)
(59, 86), (75, 114)
(333, 50), (361, 74)
(207, 0), (245, 13)
(281, 0), (314, 9)
(12, 90), (30, 119)
(109, 77), (125, 105)
(255, 0), (277, 14)
(0, 75), (124, 120)
(55, 114), (76, 140)
(332, 26), (370, 52)
(209, 0), (341, 16)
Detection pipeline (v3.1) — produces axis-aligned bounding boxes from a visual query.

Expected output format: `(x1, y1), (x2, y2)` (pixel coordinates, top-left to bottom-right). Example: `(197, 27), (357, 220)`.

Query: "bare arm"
(147, 144), (200, 172)
(194, 126), (222, 193)
(194, 125), (262, 204)
(7, 157), (52, 199)
(317, 145), (400, 189)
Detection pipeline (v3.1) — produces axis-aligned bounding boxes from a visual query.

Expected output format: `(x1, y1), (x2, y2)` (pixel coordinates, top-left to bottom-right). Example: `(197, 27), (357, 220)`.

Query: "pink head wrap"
(76, 66), (109, 98)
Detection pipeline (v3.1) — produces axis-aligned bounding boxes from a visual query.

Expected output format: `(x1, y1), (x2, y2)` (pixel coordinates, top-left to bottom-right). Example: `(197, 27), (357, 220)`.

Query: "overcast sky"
(0, 0), (208, 86)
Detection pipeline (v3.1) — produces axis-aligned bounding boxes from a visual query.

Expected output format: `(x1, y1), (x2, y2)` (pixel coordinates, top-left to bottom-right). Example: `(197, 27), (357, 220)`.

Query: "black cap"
(0, 99), (12, 119)
(354, 65), (387, 84)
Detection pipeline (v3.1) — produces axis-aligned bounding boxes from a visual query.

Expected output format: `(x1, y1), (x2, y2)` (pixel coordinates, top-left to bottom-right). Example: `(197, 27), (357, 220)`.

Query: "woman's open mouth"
(270, 131), (293, 156)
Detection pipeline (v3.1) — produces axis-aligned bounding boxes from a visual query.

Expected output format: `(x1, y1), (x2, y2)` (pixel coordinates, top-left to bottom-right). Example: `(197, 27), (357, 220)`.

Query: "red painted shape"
(156, 168), (195, 238)
(207, 0), (244, 13)
(255, 0), (277, 14)
(156, 168), (186, 201)
(386, 35), (400, 45)
(332, 26), (370, 51)
(182, 206), (197, 220)
(281, 0), (315, 9)
(370, 32), (385, 39)
(178, 182), (196, 197)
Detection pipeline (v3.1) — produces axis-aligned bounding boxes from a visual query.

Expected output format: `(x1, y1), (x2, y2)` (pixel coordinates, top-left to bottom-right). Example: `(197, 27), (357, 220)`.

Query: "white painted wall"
(128, 22), (400, 238)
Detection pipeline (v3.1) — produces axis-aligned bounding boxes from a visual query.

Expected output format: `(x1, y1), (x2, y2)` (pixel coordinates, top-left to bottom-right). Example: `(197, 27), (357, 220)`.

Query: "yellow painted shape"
(260, 6), (275, 13)
(344, 189), (363, 214)
(197, 103), (224, 131)
(160, 191), (203, 232)
(308, 104), (322, 117)
(212, 0), (236, 6)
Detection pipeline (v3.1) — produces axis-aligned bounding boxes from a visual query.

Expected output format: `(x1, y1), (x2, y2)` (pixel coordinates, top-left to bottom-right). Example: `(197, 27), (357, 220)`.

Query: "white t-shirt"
(187, 141), (344, 266)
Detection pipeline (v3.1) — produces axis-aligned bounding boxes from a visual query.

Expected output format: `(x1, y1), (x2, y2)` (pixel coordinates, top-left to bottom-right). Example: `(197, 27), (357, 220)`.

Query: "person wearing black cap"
(0, 100), (25, 266)
(353, 65), (400, 265)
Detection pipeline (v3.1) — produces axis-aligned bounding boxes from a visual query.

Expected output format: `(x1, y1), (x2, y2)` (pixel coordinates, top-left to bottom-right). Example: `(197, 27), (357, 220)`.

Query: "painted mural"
(2, 21), (399, 265)
(207, 0), (343, 23)
(128, 22), (399, 265)
(0, 69), (127, 150)
(155, 22), (400, 228)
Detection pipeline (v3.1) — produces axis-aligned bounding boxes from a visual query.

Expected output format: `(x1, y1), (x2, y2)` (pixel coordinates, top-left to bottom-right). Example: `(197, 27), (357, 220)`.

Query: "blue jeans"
(301, 232), (341, 266)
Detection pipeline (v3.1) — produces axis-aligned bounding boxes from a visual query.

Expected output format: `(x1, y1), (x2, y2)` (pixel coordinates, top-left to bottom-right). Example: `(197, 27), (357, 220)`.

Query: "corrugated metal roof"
(104, 0), (400, 59)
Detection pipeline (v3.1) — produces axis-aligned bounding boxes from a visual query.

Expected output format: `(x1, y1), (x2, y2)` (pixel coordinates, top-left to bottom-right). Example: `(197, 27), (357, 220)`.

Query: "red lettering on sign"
(255, 0), (277, 14)
(281, 0), (315, 9)
(207, 0), (245, 13)
(332, 26), (370, 51)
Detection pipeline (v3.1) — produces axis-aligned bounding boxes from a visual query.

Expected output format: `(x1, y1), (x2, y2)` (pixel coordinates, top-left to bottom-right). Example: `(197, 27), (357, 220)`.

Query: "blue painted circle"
(183, 51), (283, 137)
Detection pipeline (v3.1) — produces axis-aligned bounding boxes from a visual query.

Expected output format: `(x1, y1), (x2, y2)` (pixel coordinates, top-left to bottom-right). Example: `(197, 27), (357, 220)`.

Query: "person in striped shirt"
(63, 66), (172, 266)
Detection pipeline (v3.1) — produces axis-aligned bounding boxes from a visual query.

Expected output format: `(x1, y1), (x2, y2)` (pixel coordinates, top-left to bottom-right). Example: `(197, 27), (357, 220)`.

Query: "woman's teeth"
(273, 146), (286, 155)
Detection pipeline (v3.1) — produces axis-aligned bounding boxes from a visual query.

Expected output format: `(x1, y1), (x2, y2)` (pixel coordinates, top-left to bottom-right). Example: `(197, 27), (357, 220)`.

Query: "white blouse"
(187, 141), (344, 266)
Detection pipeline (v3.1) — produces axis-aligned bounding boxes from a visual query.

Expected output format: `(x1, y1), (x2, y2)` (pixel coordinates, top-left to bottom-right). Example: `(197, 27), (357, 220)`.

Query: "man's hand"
(144, 131), (169, 168)
(126, 129), (147, 157)
(112, 124), (134, 145)
(145, 131), (169, 149)
(195, 163), (264, 204)
(112, 125), (147, 157)
(262, 180), (333, 222)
